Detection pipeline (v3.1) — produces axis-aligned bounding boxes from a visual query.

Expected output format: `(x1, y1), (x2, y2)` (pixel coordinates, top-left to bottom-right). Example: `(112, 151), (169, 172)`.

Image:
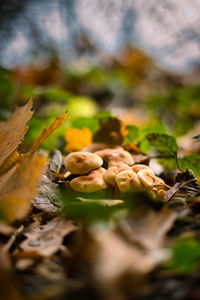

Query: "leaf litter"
(19, 217), (77, 257)
(1, 101), (200, 299)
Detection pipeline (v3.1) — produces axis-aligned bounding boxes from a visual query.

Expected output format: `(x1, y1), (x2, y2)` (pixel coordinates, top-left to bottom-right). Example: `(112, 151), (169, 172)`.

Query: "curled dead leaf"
(26, 113), (66, 156)
(0, 100), (66, 177)
(20, 217), (77, 256)
(0, 155), (46, 222)
(0, 100), (33, 175)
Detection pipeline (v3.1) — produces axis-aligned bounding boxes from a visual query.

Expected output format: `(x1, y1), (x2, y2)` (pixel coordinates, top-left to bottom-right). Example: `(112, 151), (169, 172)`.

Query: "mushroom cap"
(116, 170), (142, 192)
(137, 169), (155, 188)
(154, 176), (165, 187)
(157, 189), (166, 197)
(103, 164), (132, 186)
(131, 164), (150, 173)
(70, 167), (108, 193)
(64, 152), (103, 174)
(95, 148), (134, 167)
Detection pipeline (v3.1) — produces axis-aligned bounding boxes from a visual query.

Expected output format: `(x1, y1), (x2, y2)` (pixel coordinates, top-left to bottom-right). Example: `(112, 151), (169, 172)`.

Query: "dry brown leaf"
(0, 222), (15, 236)
(95, 230), (158, 281)
(20, 217), (77, 256)
(0, 100), (33, 172)
(93, 208), (176, 285)
(32, 173), (61, 215)
(0, 151), (21, 176)
(164, 170), (200, 203)
(93, 117), (124, 145)
(0, 100), (66, 222)
(0, 100), (66, 176)
(0, 246), (23, 300)
(0, 155), (46, 222)
(118, 208), (176, 251)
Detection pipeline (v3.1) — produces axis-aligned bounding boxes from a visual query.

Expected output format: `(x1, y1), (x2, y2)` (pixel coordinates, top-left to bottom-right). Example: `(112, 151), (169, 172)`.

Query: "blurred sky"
(1, 0), (200, 72)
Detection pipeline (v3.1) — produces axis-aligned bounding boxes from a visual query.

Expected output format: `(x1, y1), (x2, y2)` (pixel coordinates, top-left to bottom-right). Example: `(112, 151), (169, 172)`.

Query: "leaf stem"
(175, 153), (184, 173)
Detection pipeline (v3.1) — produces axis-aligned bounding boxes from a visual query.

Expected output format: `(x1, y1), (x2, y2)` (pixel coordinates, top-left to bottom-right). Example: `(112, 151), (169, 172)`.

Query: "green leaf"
(93, 111), (112, 122)
(167, 237), (200, 273)
(63, 201), (119, 222)
(39, 87), (71, 102)
(23, 86), (71, 102)
(180, 154), (200, 177)
(123, 125), (139, 144)
(140, 121), (167, 137)
(71, 117), (99, 134)
(158, 157), (176, 170)
(141, 133), (178, 155)
(159, 154), (200, 177)
(60, 188), (121, 222)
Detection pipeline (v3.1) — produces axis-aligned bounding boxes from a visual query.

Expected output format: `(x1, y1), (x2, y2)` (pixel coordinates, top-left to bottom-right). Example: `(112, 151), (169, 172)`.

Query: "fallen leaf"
(32, 150), (64, 214)
(0, 151), (21, 176)
(118, 208), (176, 251)
(0, 222), (15, 236)
(164, 170), (200, 203)
(47, 149), (63, 182)
(32, 173), (61, 215)
(0, 155), (46, 222)
(77, 197), (123, 207)
(0, 245), (23, 300)
(92, 208), (175, 293)
(65, 127), (92, 152)
(0, 101), (66, 176)
(48, 150), (63, 174)
(93, 117), (124, 145)
(94, 228), (169, 283)
(0, 100), (33, 173)
(20, 217), (77, 256)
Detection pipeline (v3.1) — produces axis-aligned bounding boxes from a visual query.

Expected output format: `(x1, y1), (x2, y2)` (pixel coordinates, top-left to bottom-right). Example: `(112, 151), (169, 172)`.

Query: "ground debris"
(165, 170), (200, 205)
(19, 217), (77, 257)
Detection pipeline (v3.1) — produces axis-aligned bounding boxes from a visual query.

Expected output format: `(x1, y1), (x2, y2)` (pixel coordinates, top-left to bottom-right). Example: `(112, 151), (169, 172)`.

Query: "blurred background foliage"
(0, 0), (200, 162)
(1, 44), (200, 154)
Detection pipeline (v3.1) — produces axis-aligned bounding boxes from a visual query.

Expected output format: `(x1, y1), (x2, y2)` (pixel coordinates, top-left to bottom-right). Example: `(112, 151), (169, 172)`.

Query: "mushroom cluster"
(64, 145), (169, 196)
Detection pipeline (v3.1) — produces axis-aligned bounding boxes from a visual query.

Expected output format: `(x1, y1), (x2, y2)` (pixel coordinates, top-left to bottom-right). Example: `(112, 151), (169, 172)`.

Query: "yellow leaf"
(0, 155), (46, 222)
(0, 100), (33, 170)
(65, 128), (92, 152)
(120, 122), (128, 139)
(0, 101), (66, 175)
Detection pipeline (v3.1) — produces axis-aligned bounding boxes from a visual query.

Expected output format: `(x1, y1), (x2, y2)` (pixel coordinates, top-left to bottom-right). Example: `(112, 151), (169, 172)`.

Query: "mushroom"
(64, 152), (103, 174)
(137, 168), (155, 188)
(131, 164), (150, 173)
(116, 171), (142, 192)
(157, 189), (166, 197)
(103, 164), (132, 186)
(154, 176), (165, 187)
(70, 167), (108, 193)
(152, 187), (158, 193)
(95, 148), (134, 168)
